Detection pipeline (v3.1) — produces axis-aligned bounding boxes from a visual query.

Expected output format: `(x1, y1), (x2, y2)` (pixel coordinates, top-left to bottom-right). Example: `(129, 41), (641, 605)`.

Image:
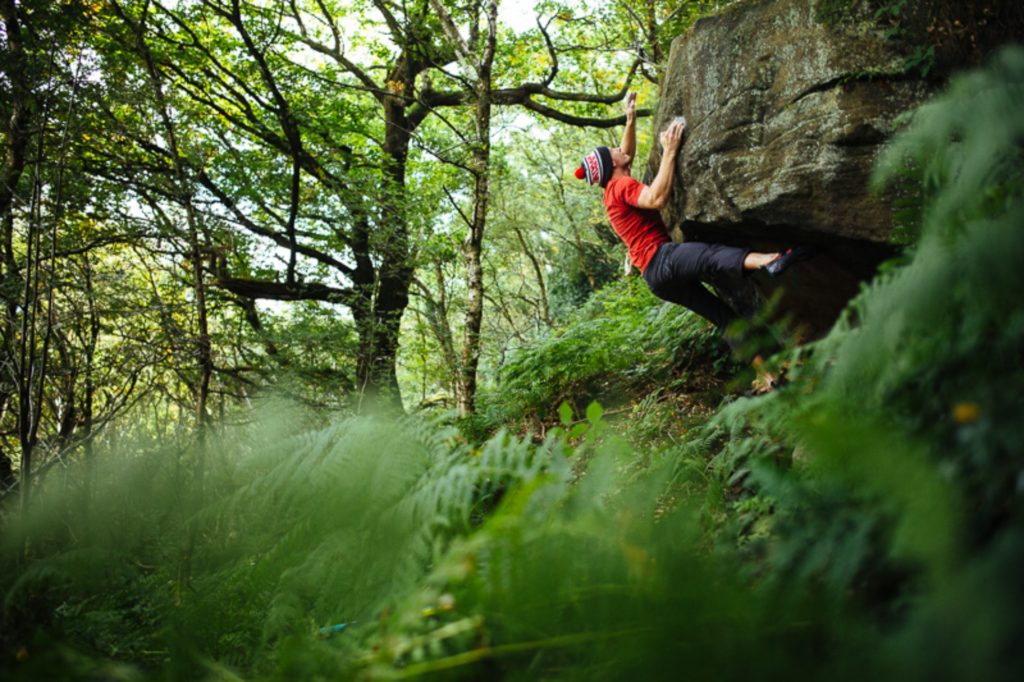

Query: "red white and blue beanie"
(575, 146), (612, 187)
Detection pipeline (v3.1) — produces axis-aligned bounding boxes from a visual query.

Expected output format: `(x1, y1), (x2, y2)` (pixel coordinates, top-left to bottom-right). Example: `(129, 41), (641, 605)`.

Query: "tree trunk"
(414, 263), (460, 399)
(0, 212), (18, 492)
(17, 84), (56, 515)
(353, 90), (415, 410)
(0, 445), (13, 491)
(2, 0), (32, 506)
(126, 6), (211, 597)
(453, 0), (499, 417)
(81, 256), (98, 502)
(458, 125), (488, 415)
(0, 0), (30, 222)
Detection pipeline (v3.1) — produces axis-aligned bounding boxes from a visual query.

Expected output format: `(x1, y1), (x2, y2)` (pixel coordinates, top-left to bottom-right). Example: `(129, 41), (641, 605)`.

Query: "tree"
(427, 0), (500, 416)
(402, 1), (652, 413)
(0, 0), (91, 509)
(84, 0), (649, 413)
(1, 1), (261, 508)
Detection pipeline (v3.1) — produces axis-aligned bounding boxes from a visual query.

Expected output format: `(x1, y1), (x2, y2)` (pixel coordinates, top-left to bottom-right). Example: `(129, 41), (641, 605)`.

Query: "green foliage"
(816, 0), (886, 28)
(815, 0), (914, 31)
(546, 239), (621, 318)
(355, 442), (872, 681)
(814, 0), (938, 75)
(477, 276), (729, 429)
(1, 402), (566, 679)
(676, 43), (1024, 671)
(2, 404), (873, 682)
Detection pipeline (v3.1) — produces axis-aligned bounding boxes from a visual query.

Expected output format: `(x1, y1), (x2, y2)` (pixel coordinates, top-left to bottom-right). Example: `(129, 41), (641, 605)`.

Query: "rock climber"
(575, 92), (811, 351)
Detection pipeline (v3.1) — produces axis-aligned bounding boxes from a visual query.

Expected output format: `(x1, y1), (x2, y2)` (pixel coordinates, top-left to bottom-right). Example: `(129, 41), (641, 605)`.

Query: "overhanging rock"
(648, 0), (934, 338)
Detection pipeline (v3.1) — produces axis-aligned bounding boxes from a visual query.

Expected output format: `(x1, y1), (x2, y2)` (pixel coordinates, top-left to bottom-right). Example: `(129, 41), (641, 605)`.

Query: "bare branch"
(616, 0), (645, 32)
(215, 276), (355, 304)
(481, 0), (499, 73)
(288, 30), (386, 100)
(313, 0), (343, 52)
(442, 185), (474, 230)
(150, 3), (272, 111)
(510, 96), (652, 128)
(196, 171), (355, 276)
(535, 15), (560, 88)
(370, 0), (405, 41)
(497, 58), (641, 104)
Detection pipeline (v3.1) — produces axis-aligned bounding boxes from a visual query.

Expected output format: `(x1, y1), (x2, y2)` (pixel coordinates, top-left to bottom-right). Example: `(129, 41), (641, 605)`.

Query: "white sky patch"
(498, 0), (540, 33)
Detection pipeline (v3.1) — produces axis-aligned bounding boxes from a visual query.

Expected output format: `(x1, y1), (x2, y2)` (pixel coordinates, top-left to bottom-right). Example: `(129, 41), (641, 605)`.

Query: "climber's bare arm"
(636, 121), (684, 210)
(620, 92), (638, 161)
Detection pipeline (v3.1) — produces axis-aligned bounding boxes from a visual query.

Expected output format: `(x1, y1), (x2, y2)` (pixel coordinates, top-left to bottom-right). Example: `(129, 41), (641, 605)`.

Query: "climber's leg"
(661, 241), (751, 280)
(643, 242), (745, 334)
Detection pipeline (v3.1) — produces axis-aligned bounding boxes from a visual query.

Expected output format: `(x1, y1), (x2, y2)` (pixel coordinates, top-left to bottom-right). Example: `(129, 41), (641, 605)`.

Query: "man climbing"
(575, 92), (810, 348)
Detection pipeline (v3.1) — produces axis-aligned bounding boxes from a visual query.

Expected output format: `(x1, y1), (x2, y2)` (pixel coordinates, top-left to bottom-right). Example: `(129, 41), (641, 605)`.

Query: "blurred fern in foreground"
(686, 43), (1024, 677)
(1, 406), (563, 679)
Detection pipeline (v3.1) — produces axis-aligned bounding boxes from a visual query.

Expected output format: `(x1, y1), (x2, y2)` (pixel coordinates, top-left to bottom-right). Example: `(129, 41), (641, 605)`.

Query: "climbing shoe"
(763, 245), (817, 277)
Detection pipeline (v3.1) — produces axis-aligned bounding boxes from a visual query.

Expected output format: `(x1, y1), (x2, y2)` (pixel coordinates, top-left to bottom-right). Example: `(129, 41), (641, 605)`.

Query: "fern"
(479, 276), (729, 429)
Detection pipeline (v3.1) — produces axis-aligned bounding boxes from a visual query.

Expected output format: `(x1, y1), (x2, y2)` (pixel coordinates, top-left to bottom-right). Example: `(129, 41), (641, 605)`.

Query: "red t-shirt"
(603, 176), (671, 273)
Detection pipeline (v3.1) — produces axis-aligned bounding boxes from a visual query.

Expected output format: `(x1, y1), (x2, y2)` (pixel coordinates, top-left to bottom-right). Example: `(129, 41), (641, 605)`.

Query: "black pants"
(642, 241), (750, 334)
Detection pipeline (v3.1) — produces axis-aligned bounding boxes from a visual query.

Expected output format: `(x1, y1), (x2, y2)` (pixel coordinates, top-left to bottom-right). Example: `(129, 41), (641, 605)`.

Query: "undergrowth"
(473, 276), (734, 435)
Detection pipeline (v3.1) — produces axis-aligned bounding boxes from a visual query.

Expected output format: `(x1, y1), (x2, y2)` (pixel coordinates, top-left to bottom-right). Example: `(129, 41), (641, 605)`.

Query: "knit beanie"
(575, 146), (613, 187)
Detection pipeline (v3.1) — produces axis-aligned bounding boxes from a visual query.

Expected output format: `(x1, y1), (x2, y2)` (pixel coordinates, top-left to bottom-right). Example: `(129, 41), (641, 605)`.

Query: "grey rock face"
(649, 0), (933, 337)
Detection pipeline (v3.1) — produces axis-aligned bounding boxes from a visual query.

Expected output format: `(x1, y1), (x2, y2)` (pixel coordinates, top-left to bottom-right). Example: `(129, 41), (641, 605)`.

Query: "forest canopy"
(0, 0), (705, 481)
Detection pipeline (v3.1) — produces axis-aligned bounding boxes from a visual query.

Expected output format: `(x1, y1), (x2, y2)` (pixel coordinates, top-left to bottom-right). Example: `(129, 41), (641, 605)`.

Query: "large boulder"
(647, 0), (935, 338)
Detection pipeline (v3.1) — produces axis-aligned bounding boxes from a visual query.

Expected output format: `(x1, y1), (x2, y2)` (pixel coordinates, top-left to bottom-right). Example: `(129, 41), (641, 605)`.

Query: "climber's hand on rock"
(660, 121), (684, 153)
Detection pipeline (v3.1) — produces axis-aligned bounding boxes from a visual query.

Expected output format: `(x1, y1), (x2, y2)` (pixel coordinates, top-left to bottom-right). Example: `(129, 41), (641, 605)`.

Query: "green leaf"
(558, 401), (574, 426)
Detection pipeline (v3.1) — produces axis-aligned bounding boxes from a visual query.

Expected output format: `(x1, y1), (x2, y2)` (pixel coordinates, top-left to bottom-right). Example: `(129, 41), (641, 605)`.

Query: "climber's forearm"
(621, 114), (636, 161)
(621, 92), (638, 160)
(636, 120), (684, 210)
(636, 150), (678, 210)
